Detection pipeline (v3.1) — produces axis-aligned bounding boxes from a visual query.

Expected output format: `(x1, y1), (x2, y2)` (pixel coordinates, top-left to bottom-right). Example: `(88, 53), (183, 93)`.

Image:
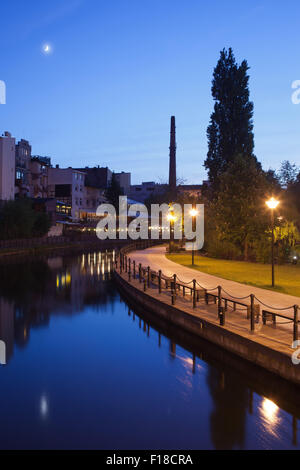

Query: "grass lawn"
(166, 253), (300, 297)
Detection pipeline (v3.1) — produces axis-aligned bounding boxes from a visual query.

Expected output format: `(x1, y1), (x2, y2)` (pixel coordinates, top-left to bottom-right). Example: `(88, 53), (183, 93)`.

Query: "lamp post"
(167, 212), (176, 254)
(266, 197), (279, 287)
(189, 207), (198, 266)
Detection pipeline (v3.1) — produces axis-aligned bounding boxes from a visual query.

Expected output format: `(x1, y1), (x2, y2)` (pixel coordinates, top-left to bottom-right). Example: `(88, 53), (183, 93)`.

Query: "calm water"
(0, 250), (299, 450)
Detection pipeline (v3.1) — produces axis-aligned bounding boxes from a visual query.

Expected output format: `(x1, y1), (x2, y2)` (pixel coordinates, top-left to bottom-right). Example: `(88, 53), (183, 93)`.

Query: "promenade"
(131, 246), (300, 309)
(119, 245), (300, 355)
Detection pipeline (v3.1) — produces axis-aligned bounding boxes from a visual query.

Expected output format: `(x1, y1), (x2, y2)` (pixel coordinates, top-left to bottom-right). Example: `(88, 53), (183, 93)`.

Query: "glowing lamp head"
(189, 209), (198, 217)
(266, 197), (279, 210)
(167, 214), (176, 222)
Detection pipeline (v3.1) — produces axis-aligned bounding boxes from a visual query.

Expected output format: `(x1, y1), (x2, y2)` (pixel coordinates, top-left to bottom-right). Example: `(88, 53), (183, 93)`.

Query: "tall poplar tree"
(205, 48), (259, 192)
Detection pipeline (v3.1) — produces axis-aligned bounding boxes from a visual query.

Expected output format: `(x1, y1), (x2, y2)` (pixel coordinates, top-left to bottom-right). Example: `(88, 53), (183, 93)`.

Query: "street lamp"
(266, 197), (279, 287)
(167, 212), (176, 253)
(189, 208), (198, 266)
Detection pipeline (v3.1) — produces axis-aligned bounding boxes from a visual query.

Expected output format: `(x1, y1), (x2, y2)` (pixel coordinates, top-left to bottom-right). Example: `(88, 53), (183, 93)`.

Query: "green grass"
(166, 253), (300, 298)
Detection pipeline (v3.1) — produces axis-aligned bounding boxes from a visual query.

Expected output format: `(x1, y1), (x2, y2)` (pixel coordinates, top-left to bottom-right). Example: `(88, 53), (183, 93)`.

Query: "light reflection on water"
(0, 250), (299, 450)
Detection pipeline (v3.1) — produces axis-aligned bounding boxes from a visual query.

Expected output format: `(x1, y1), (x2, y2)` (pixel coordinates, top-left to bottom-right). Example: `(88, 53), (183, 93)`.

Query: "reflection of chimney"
(169, 116), (176, 193)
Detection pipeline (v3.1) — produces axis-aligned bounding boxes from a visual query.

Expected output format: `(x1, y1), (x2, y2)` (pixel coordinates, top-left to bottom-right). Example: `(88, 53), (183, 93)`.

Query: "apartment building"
(15, 139), (31, 197)
(29, 156), (51, 198)
(115, 171), (131, 193)
(47, 167), (87, 219)
(0, 131), (15, 202)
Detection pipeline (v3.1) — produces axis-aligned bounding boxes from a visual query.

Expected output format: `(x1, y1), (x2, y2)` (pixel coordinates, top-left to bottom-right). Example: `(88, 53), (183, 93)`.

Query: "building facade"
(127, 182), (167, 203)
(0, 132), (15, 202)
(15, 139), (31, 198)
(47, 167), (87, 219)
(76, 166), (112, 190)
(177, 184), (203, 199)
(115, 172), (131, 193)
(29, 156), (51, 198)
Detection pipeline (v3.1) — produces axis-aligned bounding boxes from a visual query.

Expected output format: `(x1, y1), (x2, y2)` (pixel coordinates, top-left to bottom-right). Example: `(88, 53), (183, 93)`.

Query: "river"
(0, 249), (299, 450)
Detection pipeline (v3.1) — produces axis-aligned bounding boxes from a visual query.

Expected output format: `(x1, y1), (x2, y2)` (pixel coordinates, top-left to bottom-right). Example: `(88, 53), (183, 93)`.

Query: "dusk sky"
(0, 0), (299, 184)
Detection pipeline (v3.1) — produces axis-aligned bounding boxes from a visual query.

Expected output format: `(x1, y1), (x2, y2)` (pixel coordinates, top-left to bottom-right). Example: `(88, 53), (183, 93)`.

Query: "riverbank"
(0, 236), (130, 260)
(166, 252), (300, 297)
(114, 246), (300, 385)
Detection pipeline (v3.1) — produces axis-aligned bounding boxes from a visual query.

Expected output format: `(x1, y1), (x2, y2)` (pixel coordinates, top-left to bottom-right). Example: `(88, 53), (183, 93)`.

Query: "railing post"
(125, 256), (128, 273)
(158, 270), (162, 294)
(294, 305), (298, 342)
(133, 260), (136, 279)
(218, 286), (225, 325)
(144, 277), (147, 292)
(171, 285), (175, 305)
(193, 279), (196, 308)
(147, 266), (150, 287)
(128, 258), (131, 282)
(250, 294), (255, 332)
(120, 253), (123, 273)
(139, 263), (142, 283)
(218, 286), (222, 314)
(173, 274), (177, 294)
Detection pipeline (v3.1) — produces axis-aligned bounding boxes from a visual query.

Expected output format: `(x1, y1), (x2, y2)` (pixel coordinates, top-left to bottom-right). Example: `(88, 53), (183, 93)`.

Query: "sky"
(0, 0), (299, 184)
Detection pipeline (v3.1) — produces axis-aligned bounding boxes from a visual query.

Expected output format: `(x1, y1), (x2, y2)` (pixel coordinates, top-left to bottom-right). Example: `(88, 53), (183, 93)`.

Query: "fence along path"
(117, 244), (299, 349)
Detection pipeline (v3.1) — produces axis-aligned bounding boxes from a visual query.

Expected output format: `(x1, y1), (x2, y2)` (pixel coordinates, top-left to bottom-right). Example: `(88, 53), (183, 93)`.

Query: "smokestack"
(169, 116), (176, 193)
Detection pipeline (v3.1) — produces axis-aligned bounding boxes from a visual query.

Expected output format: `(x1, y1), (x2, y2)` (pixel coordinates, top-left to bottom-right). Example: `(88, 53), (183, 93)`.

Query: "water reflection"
(0, 251), (299, 449)
(40, 395), (49, 419)
(259, 398), (281, 439)
(125, 303), (300, 450)
(207, 368), (248, 449)
(0, 250), (117, 362)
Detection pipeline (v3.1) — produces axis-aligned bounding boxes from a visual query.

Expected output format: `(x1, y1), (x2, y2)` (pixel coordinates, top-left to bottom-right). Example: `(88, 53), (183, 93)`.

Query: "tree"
(0, 200), (36, 239)
(285, 171), (300, 226)
(210, 154), (270, 260)
(205, 48), (260, 192)
(0, 200), (50, 240)
(104, 173), (124, 212)
(32, 212), (51, 237)
(278, 160), (299, 188)
(264, 168), (281, 192)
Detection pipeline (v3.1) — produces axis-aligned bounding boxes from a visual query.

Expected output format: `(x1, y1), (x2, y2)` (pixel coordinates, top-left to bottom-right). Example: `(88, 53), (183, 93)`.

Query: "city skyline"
(0, 0), (299, 184)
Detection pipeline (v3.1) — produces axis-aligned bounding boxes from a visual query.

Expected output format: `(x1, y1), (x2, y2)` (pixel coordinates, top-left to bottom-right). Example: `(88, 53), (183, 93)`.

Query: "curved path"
(131, 245), (300, 311)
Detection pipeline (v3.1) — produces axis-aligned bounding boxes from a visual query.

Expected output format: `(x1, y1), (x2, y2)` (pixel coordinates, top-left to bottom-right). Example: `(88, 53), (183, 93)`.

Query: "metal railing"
(115, 243), (299, 343)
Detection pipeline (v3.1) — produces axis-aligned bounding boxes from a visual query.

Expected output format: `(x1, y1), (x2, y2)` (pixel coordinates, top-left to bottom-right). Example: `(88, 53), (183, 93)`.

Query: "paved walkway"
(117, 250), (297, 352)
(131, 245), (300, 314)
